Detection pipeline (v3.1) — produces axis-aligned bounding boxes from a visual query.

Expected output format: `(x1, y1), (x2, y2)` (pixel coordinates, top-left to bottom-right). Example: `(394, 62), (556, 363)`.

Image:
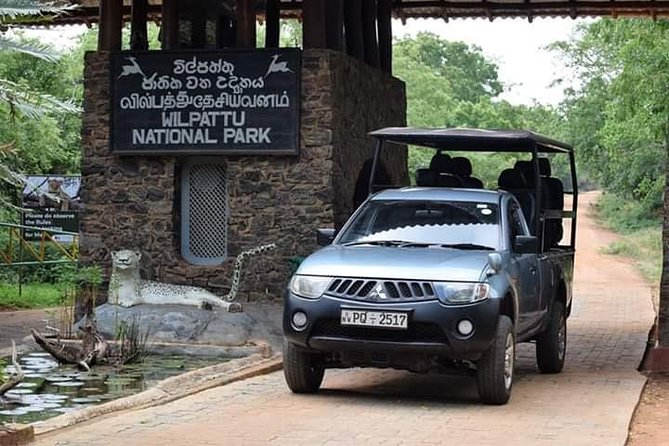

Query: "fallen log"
(31, 328), (85, 366)
(0, 340), (24, 396)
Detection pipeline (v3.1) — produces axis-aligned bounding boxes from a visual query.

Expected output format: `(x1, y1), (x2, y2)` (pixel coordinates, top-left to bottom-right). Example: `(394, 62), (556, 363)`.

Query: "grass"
(599, 228), (662, 284)
(0, 282), (63, 309)
(595, 192), (662, 285)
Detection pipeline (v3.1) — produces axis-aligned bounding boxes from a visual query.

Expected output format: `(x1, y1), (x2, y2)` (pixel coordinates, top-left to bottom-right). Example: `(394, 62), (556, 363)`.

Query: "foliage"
(0, 281), (61, 308)
(392, 32), (565, 186)
(596, 193), (662, 283)
(115, 316), (151, 365)
(551, 19), (669, 222)
(256, 19), (302, 48)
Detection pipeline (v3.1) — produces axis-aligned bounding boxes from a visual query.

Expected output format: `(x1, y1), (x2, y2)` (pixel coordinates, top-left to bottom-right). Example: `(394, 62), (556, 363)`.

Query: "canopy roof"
(369, 127), (574, 153)
(26, 0), (669, 25)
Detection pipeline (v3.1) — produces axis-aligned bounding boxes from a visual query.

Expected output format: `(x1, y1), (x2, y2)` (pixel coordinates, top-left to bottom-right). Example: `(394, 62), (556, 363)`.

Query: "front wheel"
(476, 316), (515, 405)
(283, 340), (325, 393)
(536, 301), (567, 373)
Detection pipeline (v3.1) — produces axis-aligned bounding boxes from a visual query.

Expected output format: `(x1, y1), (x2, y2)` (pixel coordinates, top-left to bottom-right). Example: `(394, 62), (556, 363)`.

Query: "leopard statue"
(108, 250), (242, 312)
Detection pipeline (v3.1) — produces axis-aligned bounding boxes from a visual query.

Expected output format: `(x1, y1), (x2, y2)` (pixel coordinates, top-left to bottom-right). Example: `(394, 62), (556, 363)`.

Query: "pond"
(0, 351), (226, 425)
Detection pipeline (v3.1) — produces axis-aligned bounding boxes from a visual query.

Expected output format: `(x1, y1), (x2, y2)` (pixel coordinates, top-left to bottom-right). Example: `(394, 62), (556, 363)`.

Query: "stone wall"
(80, 49), (406, 303)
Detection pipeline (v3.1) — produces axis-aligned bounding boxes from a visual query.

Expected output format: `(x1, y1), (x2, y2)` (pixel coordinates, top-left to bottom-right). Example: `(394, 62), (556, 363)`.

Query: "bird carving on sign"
(118, 57), (146, 79)
(265, 54), (294, 78)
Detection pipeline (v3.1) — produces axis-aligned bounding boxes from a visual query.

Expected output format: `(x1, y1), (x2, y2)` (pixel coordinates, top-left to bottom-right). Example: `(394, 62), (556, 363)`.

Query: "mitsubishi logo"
(369, 283), (387, 300)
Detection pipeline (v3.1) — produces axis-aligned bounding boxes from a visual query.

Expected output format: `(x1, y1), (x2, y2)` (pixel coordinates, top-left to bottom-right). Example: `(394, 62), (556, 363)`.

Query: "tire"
(536, 301), (567, 374)
(476, 316), (515, 405)
(283, 340), (325, 393)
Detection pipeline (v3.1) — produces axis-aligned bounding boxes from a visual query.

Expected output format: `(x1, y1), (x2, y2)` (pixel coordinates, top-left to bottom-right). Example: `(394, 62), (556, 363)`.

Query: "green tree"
(393, 32), (564, 185)
(0, 0), (80, 205)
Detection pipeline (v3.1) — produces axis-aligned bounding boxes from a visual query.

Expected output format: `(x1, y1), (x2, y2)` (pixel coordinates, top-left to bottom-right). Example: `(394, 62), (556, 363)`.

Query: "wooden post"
(325, 0), (344, 51)
(217, 15), (236, 48)
(236, 0), (256, 48)
(377, 0), (392, 73)
(98, 0), (123, 51)
(191, 0), (207, 48)
(265, 0), (280, 48)
(343, 0), (364, 60)
(361, 0), (380, 67)
(130, 0), (148, 50)
(302, 0), (326, 49)
(161, 0), (179, 50)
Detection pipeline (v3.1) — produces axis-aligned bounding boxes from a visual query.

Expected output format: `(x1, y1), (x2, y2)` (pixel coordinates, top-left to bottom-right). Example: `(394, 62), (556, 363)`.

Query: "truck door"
(508, 201), (541, 338)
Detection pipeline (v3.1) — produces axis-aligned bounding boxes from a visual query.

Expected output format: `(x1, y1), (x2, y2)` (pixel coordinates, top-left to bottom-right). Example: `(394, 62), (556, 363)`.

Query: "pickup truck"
(282, 128), (578, 405)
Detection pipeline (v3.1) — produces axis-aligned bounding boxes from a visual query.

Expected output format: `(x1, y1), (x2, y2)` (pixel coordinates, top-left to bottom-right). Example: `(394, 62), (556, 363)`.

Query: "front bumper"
(283, 291), (501, 362)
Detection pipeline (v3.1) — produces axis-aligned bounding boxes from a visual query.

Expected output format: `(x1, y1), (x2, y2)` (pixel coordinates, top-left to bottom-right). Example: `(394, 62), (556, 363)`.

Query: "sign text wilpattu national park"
(111, 49), (300, 155)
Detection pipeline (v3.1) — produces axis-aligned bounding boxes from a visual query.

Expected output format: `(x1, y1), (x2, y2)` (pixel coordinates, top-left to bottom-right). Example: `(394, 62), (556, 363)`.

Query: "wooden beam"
(98, 0), (123, 51)
(130, 0), (148, 50)
(161, 0), (179, 50)
(361, 0), (380, 67)
(325, 0), (344, 51)
(302, 0), (327, 48)
(343, 0), (364, 60)
(265, 0), (280, 48)
(191, 0), (207, 48)
(236, 0), (256, 48)
(377, 0), (392, 73)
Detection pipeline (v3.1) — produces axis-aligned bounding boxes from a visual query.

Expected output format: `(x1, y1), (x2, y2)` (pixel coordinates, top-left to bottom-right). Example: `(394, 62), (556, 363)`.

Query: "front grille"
(326, 278), (436, 302)
(311, 320), (446, 343)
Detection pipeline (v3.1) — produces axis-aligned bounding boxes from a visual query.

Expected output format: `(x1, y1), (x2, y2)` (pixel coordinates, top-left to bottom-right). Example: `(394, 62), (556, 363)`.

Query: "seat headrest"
(538, 158), (551, 177)
(436, 174), (463, 187)
(415, 169), (437, 187)
(498, 168), (526, 190)
(429, 152), (451, 173)
(514, 160), (536, 185)
(449, 157), (473, 177)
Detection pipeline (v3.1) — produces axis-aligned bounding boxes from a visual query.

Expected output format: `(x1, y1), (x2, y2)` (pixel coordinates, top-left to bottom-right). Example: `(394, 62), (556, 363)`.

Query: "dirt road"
(34, 191), (655, 446)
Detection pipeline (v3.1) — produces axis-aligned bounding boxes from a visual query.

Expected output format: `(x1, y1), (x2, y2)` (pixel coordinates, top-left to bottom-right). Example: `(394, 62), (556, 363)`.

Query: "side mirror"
(487, 252), (503, 274)
(514, 235), (538, 254)
(316, 228), (336, 246)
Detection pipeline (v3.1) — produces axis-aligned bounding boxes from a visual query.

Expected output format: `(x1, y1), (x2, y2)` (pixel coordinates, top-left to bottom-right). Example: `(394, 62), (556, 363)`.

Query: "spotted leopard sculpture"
(108, 250), (242, 312)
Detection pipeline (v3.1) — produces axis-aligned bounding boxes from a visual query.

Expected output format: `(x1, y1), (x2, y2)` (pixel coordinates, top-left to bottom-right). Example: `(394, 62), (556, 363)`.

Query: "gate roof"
(25, 0), (669, 25)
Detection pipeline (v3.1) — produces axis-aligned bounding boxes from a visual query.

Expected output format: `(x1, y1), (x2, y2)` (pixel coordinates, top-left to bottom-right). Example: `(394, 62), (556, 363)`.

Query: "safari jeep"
(282, 128), (578, 405)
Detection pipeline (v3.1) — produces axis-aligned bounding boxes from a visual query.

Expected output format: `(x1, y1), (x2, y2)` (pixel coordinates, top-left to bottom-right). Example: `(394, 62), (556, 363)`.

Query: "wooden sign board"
(111, 48), (301, 155)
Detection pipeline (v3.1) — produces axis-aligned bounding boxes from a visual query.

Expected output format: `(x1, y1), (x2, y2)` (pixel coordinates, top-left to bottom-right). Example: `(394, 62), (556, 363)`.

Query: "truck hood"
(297, 245), (491, 282)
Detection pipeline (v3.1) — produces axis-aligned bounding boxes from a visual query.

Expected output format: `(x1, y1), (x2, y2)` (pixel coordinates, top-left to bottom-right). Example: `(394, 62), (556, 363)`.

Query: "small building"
(77, 1), (409, 302)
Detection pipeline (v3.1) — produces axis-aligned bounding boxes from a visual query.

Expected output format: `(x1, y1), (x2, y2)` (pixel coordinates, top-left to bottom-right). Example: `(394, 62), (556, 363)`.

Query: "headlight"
(434, 282), (490, 305)
(289, 275), (332, 299)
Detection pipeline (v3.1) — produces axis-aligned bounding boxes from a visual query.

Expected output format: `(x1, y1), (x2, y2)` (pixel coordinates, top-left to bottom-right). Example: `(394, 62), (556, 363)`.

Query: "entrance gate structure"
(24, 0), (669, 368)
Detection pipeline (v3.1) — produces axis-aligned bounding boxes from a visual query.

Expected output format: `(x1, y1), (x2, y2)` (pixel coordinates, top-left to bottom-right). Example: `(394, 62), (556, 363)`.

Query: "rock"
(81, 304), (268, 346)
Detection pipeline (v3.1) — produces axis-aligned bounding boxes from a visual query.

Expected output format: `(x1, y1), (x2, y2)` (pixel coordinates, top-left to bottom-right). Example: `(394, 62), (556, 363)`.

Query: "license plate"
(340, 309), (408, 330)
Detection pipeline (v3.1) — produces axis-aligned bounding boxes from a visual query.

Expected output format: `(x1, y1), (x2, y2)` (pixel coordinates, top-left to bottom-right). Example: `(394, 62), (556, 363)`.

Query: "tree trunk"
(659, 120), (669, 346)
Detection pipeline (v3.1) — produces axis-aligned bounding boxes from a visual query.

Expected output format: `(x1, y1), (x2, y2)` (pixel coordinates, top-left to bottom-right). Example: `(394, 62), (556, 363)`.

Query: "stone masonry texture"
(79, 49), (407, 305)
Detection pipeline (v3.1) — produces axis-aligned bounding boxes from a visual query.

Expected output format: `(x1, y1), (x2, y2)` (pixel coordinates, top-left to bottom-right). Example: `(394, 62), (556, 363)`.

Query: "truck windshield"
(338, 200), (500, 250)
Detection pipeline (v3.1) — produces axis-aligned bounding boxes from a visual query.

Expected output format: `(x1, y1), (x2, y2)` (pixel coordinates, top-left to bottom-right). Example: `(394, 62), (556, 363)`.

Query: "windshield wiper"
(435, 243), (495, 251)
(343, 240), (428, 247)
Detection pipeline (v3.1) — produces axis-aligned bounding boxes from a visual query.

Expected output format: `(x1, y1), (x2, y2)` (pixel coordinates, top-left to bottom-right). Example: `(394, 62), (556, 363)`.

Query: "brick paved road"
(34, 192), (655, 446)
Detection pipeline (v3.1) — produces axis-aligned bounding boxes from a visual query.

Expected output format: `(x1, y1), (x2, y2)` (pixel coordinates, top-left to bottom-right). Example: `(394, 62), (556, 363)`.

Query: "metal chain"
(223, 243), (277, 302)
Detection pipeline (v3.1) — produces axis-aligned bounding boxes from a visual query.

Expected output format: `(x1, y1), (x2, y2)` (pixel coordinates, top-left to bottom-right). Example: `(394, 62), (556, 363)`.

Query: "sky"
(25, 16), (593, 107)
(396, 17), (593, 106)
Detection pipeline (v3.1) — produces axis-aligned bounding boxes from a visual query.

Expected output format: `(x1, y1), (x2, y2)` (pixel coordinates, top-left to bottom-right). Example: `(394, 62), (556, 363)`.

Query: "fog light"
(292, 311), (308, 330)
(457, 319), (474, 336)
